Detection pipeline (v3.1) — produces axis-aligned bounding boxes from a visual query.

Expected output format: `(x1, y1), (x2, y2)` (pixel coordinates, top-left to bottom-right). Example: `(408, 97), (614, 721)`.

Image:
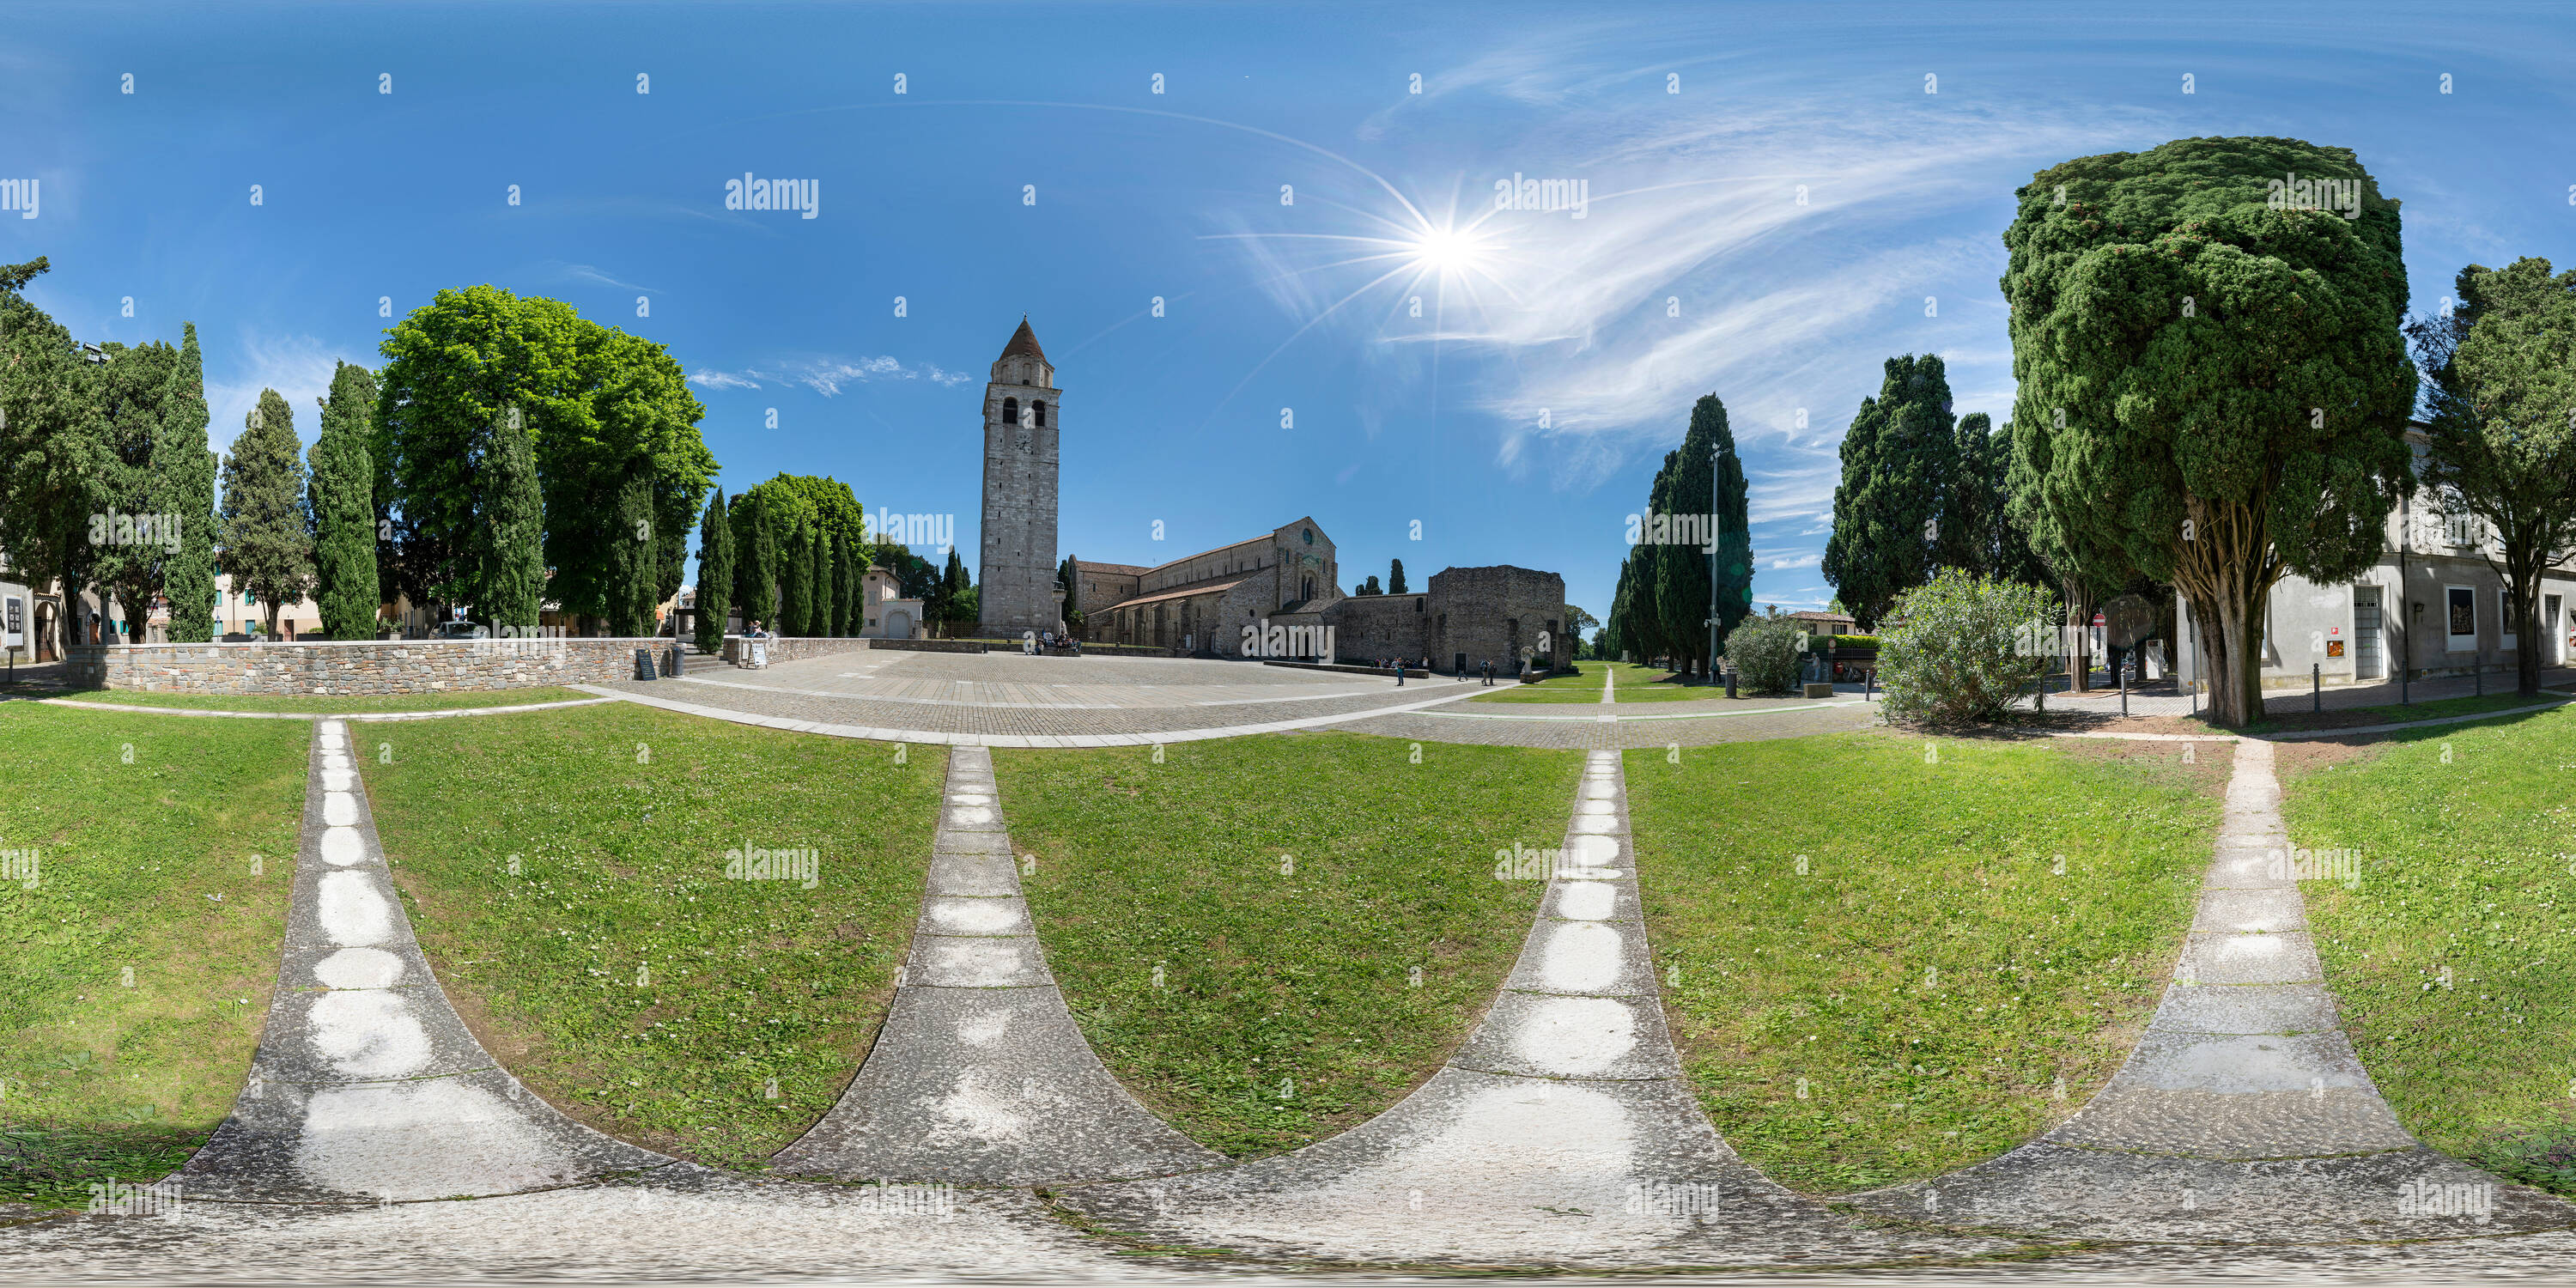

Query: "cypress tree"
(781, 518), (815, 635)
(836, 531), (862, 635)
(695, 490), (732, 651)
(1388, 558), (1406, 594)
(608, 467), (659, 635)
(477, 407), (546, 629)
(811, 523), (835, 639)
(736, 492), (778, 630)
(94, 340), (178, 637)
(156, 323), (219, 643)
(0, 258), (110, 655)
(308, 361), (381, 639)
(218, 390), (315, 636)
(1651, 394), (1750, 675)
(1820, 354), (1959, 630)
(938, 547), (969, 637)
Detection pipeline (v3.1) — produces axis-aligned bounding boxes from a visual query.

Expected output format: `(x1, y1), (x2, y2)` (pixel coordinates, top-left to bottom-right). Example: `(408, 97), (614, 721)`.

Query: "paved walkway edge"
(768, 745), (1223, 1185)
(1842, 736), (2576, 1242)
(1048, 750), (2014, 1267)
(174, 720), (675, 1203)
(571, 682), (1498, 747)
(33, 696), (619, 721)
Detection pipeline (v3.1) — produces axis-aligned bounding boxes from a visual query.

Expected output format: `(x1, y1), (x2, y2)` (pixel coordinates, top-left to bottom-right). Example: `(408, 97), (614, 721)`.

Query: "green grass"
(2281, 705), (2576, 1192)
(360, 704), (946, 1170)
(996, 732), (1583, 1157)
(0, 704), (309, 1208)
(49, 686), (597, 714)
(2240, 690), (2563, 735)
(1468, 660), (1718, 703)
(1625, 732), (2227, 1194)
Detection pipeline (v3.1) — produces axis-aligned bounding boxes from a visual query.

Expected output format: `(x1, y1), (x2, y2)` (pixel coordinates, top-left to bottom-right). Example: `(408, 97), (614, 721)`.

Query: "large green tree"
(308, 361), (381, 639)
(2409, 257), (2576, 699)
(219, 390), (315, 636)
(156, 324), (219, 642)
(374, 284), (715, 625)
(92, 339), (179, 637)
(474, 407), (546, 629)
(694, 489), (732, 652)
(2007, 417), (2124, 691)
(2003, 137), (2416, 726)
(0, 258), (108, 656)
(1822, 355), (1959, 630)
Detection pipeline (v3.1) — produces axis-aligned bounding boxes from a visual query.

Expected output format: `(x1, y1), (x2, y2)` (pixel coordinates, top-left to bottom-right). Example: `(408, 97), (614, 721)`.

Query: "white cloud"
(205, 332), (349, 454)
(690, 355), (975, 396)
(548, 260), (655, 295)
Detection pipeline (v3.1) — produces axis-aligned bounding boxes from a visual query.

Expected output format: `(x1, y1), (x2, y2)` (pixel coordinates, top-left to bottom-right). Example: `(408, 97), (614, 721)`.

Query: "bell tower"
(976, 317), (1061, 636)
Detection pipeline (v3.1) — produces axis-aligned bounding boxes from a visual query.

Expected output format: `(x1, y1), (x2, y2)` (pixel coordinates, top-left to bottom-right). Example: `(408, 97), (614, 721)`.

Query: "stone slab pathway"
(1843, 736), (2576, 1242)
(1049, 750), (2014, 1268)
(769, 744), (1222, 1185)
(174, 720), (675, 1203)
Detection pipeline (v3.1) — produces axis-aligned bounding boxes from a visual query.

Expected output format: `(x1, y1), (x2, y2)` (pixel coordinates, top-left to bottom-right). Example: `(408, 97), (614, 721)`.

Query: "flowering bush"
(1877, 569), (2058, 725)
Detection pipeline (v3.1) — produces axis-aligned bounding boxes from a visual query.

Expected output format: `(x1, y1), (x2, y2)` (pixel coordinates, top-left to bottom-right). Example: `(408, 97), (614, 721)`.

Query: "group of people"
(1036, 629), (1081, 656)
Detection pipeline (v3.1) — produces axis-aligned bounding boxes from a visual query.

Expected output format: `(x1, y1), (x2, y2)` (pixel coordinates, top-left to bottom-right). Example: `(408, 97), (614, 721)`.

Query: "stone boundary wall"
(719, 635), (879, 666)
(1261, 659), (1424, 678)
(866, 638), (989, 655)
(68, 638), (674, 696)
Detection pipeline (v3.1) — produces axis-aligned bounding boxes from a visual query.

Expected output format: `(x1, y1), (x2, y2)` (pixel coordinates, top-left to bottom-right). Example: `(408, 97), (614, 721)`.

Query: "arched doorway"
(886, 610), (913, 640)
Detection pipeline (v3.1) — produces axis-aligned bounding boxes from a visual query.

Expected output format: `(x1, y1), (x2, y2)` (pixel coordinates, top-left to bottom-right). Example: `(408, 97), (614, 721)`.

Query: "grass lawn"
(2239, 691), (2565, 736)
(47, 686), (598, 714)
(0, 704), (308, 1208)
(361, 703), (946, 1170)
(1468, 660), (1720, 703)
(1625, 732), (2227, 1195)
(996, 732), (1582, 1157)
(2281, 706), (2576, 1194)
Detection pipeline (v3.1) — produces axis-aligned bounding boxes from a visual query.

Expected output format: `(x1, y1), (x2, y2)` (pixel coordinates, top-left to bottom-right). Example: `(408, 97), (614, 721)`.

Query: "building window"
(1032, 401), (1047, 428)
(2446, 585), (2476, 651)
(1001, 397), (1019, 426)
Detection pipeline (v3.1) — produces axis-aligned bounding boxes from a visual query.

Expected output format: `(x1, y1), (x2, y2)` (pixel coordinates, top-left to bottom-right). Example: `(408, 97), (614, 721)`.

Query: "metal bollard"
(1725, 669), (1737, 699)
(2120, 663), (2129, 718)
(2312, 663), (2321, 713)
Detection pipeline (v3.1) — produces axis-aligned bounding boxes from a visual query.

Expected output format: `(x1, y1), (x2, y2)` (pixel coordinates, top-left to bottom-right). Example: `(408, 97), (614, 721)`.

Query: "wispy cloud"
(687, 355), (974, 395)
(205, 331), (349, 453)
(546, 259), (655, 295)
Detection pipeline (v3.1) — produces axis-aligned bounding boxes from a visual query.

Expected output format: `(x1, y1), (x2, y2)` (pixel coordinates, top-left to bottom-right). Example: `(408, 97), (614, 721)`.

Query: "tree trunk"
(2172, 495), (2279, 727)
(2510, 568), (2543, 700)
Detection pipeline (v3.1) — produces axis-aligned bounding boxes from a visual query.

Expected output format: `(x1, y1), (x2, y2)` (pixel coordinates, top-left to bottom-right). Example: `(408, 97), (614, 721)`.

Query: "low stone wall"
(866, 638), (989, 655)
(68, 638), (673, 696)
(1266, 659), (1424, 678)
(719, 635), (879, 666)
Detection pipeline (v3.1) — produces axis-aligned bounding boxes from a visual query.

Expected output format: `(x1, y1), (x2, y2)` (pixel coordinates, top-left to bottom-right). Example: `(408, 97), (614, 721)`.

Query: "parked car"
(432, 621), (490, 640)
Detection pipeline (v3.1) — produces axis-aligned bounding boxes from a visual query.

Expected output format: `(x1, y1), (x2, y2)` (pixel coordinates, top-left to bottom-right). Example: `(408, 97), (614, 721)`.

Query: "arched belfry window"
(1302, 575), (1315, 602)
(1032, 401), (1048, 428)
(1001, 397), (1019, 425)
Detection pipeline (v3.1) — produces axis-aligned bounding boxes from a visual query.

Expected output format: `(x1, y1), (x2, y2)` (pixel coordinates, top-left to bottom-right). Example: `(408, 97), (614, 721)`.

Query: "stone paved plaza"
(596, 649), (1887, 749)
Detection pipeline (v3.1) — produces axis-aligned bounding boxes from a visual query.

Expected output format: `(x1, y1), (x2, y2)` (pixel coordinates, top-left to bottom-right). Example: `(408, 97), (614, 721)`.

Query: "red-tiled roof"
(1101, 580), (1244, 611)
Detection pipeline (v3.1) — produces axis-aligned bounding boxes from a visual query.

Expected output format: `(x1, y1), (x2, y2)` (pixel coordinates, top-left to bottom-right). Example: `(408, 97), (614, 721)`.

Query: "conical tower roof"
(997, 316), (1047, 364)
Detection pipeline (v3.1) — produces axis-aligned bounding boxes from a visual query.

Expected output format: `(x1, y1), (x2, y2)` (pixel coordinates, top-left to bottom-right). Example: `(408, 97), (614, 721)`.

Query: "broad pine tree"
(694, 489), (732, 650)
(309, 361), (381, 638)
(219, 390), (315, 636)
(476, 407), (546, 629)
(156, 324), (219, 642)
(1822, 355), (1959, 629)
(2005, 137), (2415, 725)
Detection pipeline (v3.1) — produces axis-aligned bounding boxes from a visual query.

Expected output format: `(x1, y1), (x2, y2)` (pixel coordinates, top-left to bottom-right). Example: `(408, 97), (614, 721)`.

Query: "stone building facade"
(1074, 515), (1561, 672)
(975, 318), (1062, 637)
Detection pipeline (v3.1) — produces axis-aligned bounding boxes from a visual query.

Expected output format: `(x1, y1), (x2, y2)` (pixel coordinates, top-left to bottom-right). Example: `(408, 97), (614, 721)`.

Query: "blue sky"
(5, 2), (2572, 620)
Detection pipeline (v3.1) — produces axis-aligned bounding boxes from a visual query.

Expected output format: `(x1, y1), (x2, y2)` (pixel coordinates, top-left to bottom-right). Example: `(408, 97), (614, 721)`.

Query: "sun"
(1407, 222), (1492, 275)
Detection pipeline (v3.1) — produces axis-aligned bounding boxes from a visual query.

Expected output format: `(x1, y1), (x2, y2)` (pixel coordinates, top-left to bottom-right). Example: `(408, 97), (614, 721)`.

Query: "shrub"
(1875, 569), (2058, 725)
(1724, 618), (1805, 695)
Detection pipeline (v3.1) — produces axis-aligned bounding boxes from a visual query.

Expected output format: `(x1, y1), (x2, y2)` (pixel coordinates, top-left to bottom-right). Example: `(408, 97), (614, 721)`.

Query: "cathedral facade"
(975, 319), (1564, 671)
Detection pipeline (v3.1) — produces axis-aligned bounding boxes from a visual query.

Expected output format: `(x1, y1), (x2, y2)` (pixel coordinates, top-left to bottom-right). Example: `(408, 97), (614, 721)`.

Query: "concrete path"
(32, 695), (619, 721)
(175, 720), (675, 1203)
(1843, 735), (2576, 1242)
(769, 744), (1222, 1185)
(1050, 749), (2010, 1268)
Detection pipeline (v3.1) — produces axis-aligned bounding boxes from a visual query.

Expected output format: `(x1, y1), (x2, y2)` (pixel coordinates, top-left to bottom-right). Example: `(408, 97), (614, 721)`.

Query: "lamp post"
(1704, 442), (1723, 683)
